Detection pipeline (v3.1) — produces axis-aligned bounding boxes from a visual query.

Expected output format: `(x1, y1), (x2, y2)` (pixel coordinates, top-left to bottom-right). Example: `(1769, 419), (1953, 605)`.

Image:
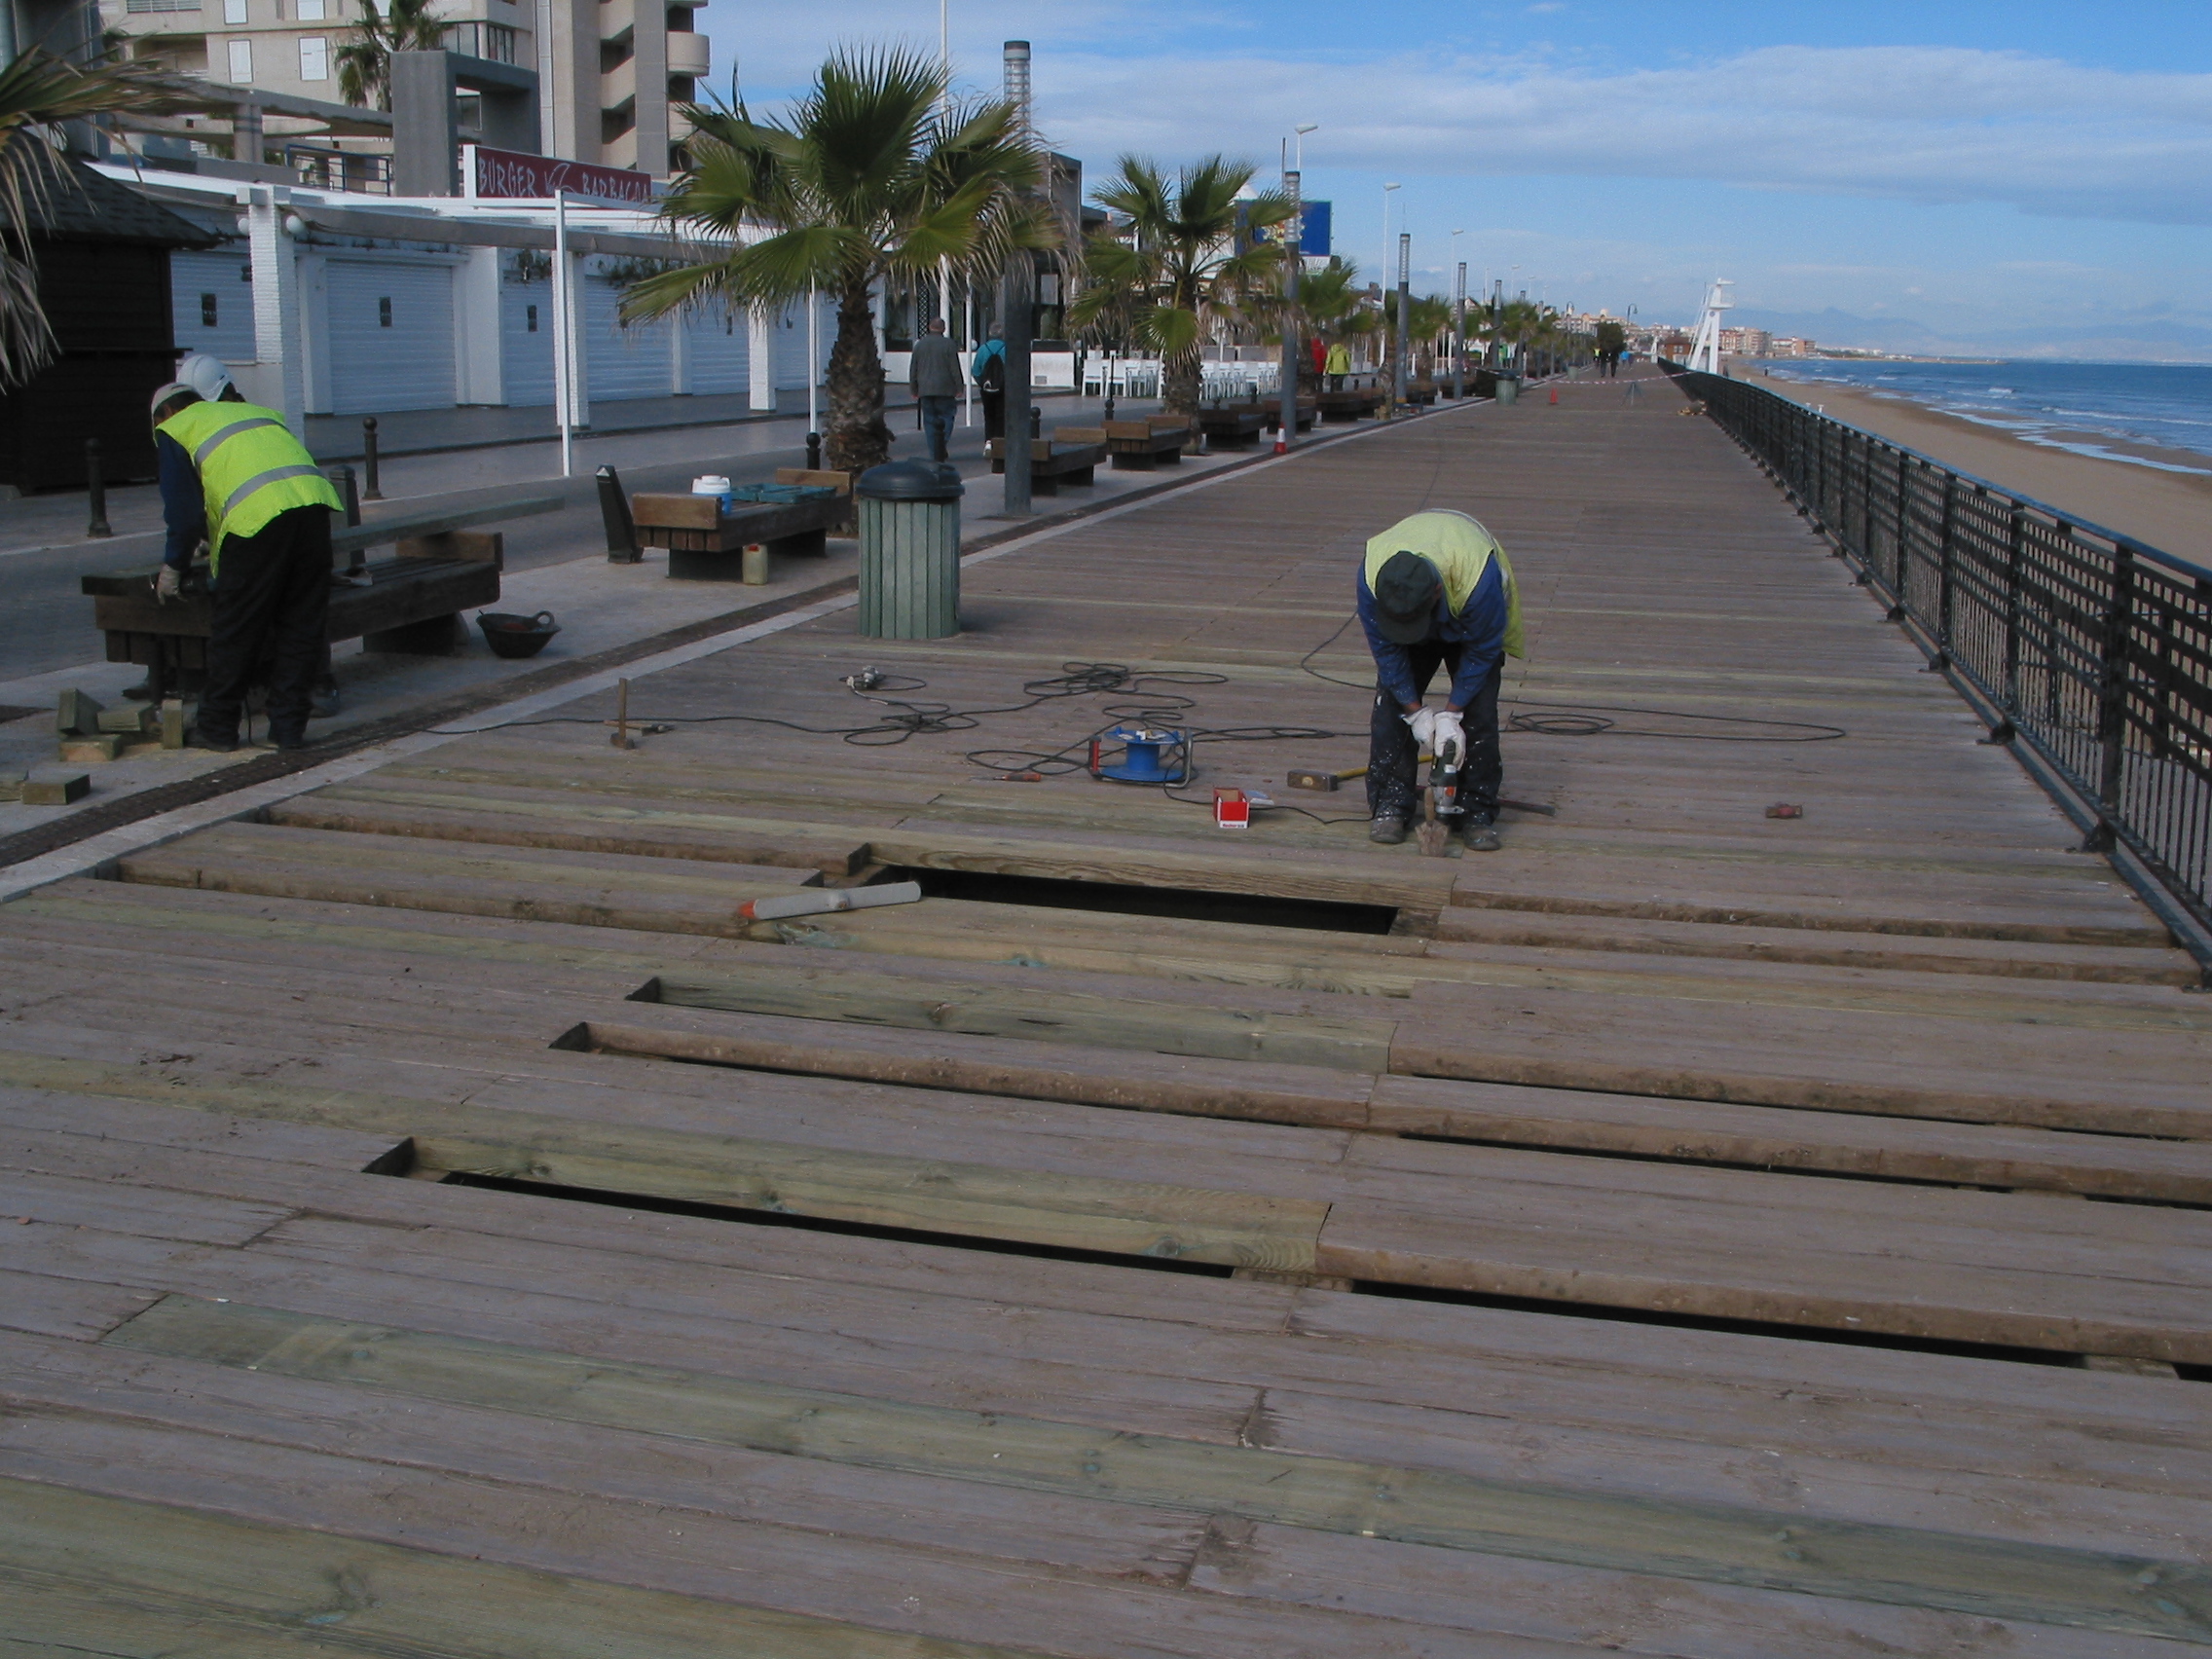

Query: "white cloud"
(1016, 45), (2212, 226)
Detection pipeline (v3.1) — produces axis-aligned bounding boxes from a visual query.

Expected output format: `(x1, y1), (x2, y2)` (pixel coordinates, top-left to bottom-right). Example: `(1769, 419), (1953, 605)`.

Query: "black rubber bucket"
(476, 609), (561, 659)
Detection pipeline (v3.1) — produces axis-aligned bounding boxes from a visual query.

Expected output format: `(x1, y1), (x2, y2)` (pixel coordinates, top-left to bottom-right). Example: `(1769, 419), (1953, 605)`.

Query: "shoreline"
(1740, 368), (2212, 569)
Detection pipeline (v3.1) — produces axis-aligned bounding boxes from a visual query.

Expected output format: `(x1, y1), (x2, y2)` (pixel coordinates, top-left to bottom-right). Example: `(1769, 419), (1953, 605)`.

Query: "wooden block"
(395, 529), (504, 569)
(159, 698), (188, 750)
(54, 687), (101, 736)
(55, 735), (121, 763)
(631, 492), (721, 530)
(0, 769), (22, 801)
(19, 770), (90, 805)
(94, 705), (153, 735)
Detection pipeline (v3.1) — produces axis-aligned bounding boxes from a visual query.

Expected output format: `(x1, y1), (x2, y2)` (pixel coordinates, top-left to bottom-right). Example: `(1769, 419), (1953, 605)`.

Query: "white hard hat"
(150, 381), (199, 419)
(175, 351), (234, 402)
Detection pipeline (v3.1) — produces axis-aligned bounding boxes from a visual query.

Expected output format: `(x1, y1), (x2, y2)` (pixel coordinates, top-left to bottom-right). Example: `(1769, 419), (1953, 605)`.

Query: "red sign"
(468, 144), (655, 205)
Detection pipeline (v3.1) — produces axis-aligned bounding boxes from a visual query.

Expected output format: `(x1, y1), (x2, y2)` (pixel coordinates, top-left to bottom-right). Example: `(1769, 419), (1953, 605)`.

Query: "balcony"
(600, 55), (636, 111)
(666, 29), (708, 77)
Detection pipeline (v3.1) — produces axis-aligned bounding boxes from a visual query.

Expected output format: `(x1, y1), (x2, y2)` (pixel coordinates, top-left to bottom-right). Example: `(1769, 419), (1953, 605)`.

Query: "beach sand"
(1741, 368), (2212, 570)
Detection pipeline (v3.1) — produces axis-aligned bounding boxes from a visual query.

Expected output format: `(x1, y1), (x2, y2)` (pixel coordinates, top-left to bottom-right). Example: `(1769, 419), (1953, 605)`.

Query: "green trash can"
(1493, 373), (1521, 407)
(858, 460), (963, 639)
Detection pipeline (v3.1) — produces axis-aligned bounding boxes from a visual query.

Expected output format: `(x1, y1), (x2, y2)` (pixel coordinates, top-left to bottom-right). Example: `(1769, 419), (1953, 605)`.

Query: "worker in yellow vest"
(151, 374), (341, 752)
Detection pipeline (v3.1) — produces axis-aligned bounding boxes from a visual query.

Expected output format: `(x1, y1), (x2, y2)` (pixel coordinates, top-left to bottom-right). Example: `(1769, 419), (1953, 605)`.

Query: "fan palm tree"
(1068, 156), (1291, 417)
(0, 48), (177, 389)
(624, 47), (1055, 474)
(336, 0), (448, 111)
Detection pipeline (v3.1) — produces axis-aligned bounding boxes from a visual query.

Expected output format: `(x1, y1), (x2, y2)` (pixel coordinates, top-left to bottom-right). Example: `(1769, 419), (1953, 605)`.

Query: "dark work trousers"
(1366, 645), (1503, 824)
(979, 387), (1006, 441)
(919, 394), (956, 461)
(200, 505), (332, 745)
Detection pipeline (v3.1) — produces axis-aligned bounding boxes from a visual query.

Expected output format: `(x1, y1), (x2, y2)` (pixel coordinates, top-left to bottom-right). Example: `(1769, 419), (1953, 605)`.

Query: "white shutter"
(169, 250), (255, 360)
(499, 275), (554, 407)
(682, 304), (747, 394)
(226, 38), (252, 82)
(584, 274), (673, 402)
(325, 259), (457, 415)
(772, 292), (830, 391)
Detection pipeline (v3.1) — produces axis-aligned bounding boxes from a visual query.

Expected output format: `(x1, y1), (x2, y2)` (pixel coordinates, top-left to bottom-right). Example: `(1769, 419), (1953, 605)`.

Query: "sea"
(1758, 359), (2212, 475)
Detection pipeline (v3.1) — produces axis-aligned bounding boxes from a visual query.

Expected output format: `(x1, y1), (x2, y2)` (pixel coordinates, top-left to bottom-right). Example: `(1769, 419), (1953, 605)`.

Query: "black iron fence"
(1668, 365), (2212, 957)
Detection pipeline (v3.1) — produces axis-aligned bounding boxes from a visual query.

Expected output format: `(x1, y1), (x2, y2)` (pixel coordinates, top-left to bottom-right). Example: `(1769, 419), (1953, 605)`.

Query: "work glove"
(1431, 709), (1466, 764)
(1404, 706), (1439, 749)
(154, 565), (181, 604)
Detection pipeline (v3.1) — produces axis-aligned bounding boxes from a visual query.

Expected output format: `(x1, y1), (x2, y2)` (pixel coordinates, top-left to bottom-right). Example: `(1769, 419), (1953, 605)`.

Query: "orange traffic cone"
(1549, 386), (1560, 405)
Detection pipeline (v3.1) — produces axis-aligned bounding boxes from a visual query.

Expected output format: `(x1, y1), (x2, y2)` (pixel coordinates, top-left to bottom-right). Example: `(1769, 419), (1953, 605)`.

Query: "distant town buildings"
(1766, 336), (1817, 358)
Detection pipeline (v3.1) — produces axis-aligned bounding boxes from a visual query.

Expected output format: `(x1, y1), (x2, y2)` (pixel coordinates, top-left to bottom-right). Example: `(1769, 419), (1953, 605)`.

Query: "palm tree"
(624, 47), (1054, 474)
(0, 48), (176, 389)
(1068, 156), (1290, 417)
(336, 0), (447, 111)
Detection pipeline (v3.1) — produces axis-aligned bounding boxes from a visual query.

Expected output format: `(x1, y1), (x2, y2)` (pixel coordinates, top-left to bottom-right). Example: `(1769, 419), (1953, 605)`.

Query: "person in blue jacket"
(1355, 508), (1525, 849)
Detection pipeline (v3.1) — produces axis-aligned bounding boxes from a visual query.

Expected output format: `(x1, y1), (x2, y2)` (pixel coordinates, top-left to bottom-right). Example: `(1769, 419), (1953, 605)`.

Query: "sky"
(695, 1), (2212, 360)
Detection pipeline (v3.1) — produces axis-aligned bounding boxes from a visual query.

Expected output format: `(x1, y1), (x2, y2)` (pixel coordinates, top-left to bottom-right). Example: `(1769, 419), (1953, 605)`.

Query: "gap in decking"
(435, 1172), (2174, 1376)
(876, 865), (1401, 936)
(435, 1172), (1237, 1278)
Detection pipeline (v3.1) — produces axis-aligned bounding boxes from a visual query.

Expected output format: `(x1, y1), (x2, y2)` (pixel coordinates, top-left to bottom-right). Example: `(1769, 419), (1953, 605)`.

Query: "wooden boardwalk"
(5, 373), (2211, 1655)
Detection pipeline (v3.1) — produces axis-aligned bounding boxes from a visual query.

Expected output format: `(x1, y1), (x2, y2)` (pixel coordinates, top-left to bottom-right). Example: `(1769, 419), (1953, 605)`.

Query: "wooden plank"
(0, 1051), (1328, 1274)
(272, 786), (872, 874)
(1432, 900), (2200, 985)
(0, 1269), (164, 1341)
(648, 963), (1398, 1073)
(97, 1297), (2212, 1642)
(0, 1475), (1062, 1659)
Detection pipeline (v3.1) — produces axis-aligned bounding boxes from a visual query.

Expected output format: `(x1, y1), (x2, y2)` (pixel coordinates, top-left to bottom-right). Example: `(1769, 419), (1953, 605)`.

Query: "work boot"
(185, 726), (239, 754)
(1369, 815), (1407, 845)
(271, 731), (316, 754)
(1461, 817), (1501, 853)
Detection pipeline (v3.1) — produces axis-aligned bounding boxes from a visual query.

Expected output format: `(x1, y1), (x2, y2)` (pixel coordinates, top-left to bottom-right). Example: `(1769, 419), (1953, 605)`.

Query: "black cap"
(1371, 550), (1441, 644)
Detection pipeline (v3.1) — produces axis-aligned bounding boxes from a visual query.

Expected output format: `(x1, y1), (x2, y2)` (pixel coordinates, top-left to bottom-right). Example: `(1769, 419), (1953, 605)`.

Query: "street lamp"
(1449, 229), (1466, 400)
(1294, 121), (1316, 171)
(1381, 182), (1400, 374)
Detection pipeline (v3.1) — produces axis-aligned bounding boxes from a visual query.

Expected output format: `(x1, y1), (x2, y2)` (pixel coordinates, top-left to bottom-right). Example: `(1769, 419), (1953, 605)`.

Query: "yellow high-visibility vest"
(1363, 509), (1526, 659)
(156, 399), (340, 571)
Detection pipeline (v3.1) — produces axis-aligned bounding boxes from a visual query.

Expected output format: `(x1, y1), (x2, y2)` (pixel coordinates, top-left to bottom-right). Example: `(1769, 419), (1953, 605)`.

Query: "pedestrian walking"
(972, 327), (1007, 442)
(908, 317), (962, 462)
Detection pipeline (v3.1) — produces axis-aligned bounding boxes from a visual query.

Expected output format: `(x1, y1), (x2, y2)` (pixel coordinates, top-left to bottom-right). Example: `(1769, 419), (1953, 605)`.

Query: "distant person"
(1309, 334), (1327, 384)
(1325, 340), (1350, 391)
(152, 364), (341, 753)
(1355, 509), (1524, 852)
(972, 326), (1007, 441)
(908, 317), (962, 462)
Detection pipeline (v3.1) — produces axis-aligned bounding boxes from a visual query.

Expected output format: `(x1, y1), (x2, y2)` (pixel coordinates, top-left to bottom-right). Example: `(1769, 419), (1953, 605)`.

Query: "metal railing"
(1668, 364), (2212, 962)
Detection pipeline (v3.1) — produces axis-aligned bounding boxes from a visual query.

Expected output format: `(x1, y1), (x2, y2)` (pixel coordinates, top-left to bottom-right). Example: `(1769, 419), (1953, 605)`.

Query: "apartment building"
(105, 0), (710, 179)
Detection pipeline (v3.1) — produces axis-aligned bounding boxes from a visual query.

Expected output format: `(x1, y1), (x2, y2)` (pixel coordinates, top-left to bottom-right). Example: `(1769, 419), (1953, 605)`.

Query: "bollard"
(1030, 405), (1041, 441)
(361, 417), (383, 499)
(85, 439), (111, 537)
(806, 431), (823, 470)
(326, 463), (360, 525)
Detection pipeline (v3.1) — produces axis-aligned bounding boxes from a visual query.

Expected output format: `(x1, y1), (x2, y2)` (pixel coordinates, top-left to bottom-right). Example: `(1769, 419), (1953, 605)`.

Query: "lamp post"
(1449, 228), (1465, 399)
(1393, 230), (1410, 416)
(1277, 166), (1300, 454)
(1380, 182), (1399, 381)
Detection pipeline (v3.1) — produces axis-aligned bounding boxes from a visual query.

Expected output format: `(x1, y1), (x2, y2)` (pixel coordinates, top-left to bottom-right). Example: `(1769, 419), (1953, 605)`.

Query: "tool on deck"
(609, 678), (635, 750)
(1289, 759), (1558, 817)
(1416, 734), (1465, 857)
(1090, 725), (1191, 786)
(737, 881), (924, 923)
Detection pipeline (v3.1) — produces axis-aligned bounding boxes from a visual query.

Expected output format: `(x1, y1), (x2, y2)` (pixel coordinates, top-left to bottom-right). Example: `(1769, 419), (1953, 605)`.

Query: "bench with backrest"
(1316, 386), (1383, 423)
(983, 433), (1109, 494)
(81, 493), (562, 698)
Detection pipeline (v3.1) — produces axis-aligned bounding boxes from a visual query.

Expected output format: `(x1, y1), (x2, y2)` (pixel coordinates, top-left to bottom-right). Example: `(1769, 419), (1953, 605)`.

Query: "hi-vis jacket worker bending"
(1355, 508), (1524, 850)
(152, 363), (341, 753)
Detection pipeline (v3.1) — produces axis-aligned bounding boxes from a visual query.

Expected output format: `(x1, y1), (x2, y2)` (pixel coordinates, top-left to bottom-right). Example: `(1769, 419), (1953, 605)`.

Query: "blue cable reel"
(1093, 724), (1191, 785)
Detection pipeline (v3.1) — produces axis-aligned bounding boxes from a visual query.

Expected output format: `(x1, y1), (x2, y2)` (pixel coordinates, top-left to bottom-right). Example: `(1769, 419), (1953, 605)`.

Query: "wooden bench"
(1316, 387), (1383, 423)
(1098, 417), (1191, 470)
(631, 490), (847, 581)
(1404, 380), (1439, 407)
(983, 435), (1108, 494)
(1195, 404), (1271, 449)
(1264, 398), (1318, 433)
(774, 467), (855, 534)
(82, 494), (561, 697)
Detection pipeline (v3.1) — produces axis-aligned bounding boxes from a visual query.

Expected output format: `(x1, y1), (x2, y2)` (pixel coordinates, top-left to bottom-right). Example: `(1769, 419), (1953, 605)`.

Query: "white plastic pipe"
(738, 880), (924, 922)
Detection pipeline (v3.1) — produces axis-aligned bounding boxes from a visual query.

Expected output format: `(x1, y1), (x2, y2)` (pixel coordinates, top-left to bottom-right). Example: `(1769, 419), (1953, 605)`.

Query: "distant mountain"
(1725, 307), (2212, 364)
